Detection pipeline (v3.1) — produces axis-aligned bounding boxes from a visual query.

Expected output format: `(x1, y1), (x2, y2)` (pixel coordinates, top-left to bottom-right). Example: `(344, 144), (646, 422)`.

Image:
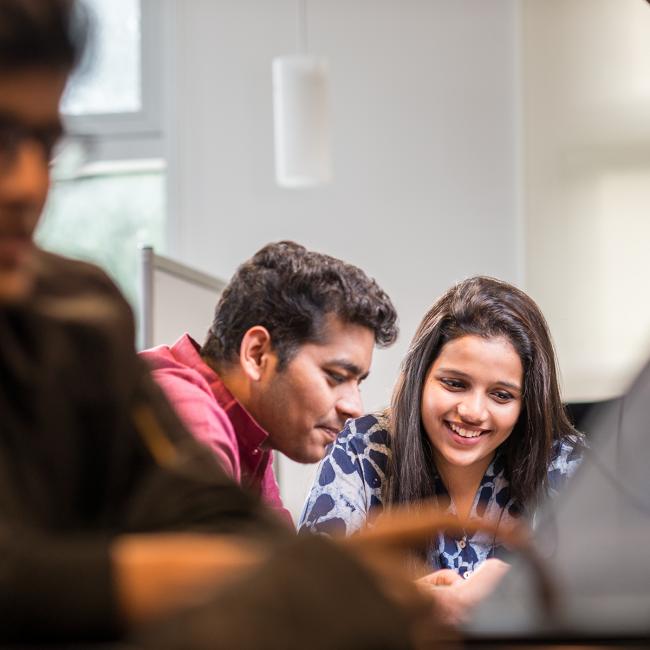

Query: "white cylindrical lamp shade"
(272, 55), (331, 188)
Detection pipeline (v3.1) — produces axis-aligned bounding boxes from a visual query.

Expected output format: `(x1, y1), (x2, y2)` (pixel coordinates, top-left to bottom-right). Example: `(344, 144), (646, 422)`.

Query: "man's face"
(0, 68), (67, 302)
(253, 316), (375, 464)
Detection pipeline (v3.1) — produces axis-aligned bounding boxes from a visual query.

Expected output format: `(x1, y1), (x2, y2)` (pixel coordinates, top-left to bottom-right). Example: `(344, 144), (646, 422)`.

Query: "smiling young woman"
(420, 334), (524, 521)
(300, 276), (584, 581)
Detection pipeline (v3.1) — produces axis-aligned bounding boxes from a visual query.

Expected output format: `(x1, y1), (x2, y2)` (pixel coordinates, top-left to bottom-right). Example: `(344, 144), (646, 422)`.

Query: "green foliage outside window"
(36, 169), (165, 309)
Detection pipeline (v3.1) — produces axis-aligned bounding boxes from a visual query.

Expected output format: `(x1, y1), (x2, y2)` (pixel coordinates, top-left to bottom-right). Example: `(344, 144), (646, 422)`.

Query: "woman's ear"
(239, 326), (273, 381)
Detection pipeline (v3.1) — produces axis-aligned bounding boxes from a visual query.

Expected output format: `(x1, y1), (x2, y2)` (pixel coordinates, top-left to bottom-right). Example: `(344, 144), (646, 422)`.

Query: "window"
(38, 162), (166, 308)
(37, 0), (167, 310)
(62, 0), (164, 159)
(63, 0), (142, 116)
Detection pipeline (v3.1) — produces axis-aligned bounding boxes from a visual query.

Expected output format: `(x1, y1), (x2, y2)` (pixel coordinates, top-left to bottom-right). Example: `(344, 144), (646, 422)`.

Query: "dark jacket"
(0, 251), (286, 641)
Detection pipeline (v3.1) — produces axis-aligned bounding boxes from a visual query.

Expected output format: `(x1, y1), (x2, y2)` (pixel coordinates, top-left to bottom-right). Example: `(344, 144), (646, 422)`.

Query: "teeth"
(448, 422), (483, 438)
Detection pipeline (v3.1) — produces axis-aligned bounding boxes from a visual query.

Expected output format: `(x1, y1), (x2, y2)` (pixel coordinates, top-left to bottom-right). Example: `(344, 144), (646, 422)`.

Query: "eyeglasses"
(0, 115), (93, 180)
(0, 115), (64, 170)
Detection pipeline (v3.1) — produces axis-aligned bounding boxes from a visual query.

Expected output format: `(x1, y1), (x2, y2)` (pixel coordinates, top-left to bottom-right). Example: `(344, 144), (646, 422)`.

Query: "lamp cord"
(297, 0), (308, 53)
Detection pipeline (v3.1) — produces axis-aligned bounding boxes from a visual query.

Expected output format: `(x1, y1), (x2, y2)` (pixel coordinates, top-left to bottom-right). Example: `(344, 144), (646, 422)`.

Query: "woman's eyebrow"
(435, 367), (521, 392)
(435, 367), (470, 378)
(495, 381), (522, 392)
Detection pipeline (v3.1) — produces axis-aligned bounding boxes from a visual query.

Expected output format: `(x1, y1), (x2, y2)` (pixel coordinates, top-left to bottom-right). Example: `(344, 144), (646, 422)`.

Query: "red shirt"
(141, 334), (293, 526)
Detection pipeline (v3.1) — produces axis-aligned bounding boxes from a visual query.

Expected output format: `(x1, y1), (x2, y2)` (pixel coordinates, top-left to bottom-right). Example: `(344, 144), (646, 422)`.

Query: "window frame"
(61, 0), (165, 162)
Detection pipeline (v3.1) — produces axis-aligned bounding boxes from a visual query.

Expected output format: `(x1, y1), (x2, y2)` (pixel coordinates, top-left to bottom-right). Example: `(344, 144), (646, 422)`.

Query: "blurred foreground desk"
(462, 637), (650, 648)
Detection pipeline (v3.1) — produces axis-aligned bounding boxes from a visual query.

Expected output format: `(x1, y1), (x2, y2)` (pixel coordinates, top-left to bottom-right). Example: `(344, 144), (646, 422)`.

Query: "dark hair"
(0, 0), (89, 72)
(202, 241), (398, 368)
(387, 276), (578, 510)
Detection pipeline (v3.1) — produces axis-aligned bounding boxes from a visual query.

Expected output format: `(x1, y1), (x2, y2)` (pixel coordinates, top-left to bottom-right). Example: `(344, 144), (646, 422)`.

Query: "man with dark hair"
(202, 241), (397, 366)
(0, 0), (428, 646)
(142, 241), (398, 520)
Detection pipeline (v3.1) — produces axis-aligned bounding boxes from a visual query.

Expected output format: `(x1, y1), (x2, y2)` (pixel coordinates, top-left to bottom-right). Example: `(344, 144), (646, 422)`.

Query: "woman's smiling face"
(421, 334), (524, 479)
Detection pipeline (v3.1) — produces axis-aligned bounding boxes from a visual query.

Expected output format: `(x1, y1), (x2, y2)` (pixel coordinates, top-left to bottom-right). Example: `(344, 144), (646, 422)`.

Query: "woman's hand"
(416, 559), (510, 626)
(417, 568), (464, 588)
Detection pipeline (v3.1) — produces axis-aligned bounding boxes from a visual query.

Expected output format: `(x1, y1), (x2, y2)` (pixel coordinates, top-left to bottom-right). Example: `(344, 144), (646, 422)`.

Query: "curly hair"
(387, 276), (579, 510)
(202, 241), (398, 369)
(0, 0), (89, 72)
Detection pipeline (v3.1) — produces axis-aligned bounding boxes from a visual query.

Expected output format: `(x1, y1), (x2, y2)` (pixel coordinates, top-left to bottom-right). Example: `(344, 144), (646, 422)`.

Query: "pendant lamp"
(272, 0), (331, 187)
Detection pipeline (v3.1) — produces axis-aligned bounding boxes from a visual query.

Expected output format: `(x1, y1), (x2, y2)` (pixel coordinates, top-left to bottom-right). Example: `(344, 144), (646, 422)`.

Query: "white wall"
(166, 0), (520, 408)
(164, 0), (520, 520)
(521, 0), (650, 401)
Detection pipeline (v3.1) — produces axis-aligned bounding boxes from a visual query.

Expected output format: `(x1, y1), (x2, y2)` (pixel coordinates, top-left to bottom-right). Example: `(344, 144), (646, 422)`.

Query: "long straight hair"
(386, 276), (578, 510)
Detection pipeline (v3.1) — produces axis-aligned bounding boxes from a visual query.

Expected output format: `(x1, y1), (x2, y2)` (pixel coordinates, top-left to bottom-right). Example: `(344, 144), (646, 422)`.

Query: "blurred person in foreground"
(141, 240), (398, 525)
(0, 1), (433, 647)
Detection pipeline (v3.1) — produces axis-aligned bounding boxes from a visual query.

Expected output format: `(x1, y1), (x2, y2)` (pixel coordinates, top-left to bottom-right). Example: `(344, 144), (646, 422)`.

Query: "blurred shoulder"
(30, 249), (136, 358)
(33, 249), (127, 303)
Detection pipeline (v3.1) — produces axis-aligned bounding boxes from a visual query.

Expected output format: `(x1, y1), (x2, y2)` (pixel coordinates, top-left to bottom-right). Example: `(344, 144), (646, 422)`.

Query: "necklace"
(434, 477), (511, 579)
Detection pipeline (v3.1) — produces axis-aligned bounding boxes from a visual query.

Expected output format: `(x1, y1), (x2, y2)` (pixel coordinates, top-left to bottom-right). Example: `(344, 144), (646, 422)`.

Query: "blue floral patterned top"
(299, 412), (584, 578)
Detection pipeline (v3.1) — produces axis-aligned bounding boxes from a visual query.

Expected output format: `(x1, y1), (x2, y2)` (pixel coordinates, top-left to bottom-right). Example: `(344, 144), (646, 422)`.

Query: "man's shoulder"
(140, 340), (191, 372)
(141, 337), (219, 404)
